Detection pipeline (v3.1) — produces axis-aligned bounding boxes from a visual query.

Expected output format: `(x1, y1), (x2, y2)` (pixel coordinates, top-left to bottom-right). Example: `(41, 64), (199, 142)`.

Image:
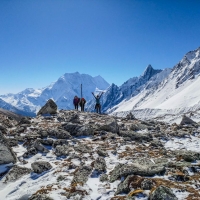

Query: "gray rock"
(175, 150), (200, 162)
(7, 138), (18, 147)
(54, 144), (69, 156)
(141, 178), (154, 190)
(115, 175), (143, 195)
(72, 165), (92, 184)
(149, 185), (178, 200)
(55, 129), (72, 139)
(180, 115), (197, 126)
(39, 139), (54, 146)
(110, 158), (166, 182)
(28, 194), (54, 200)
(53, 139), (68, 148)
(94, 156), (107, 172)
(96, 148), (108, 157)
(23, 147), (38, 158)
(37, 99), (57, 115)
(18, 117), (31, 125)
(33, 140), (49, 153)
(150, 140), (164, 148)
(3, 165), (32, 183)
(119, 130), (153, 142)
(0, 131), (17, 164)
(99, 174), (108, 182)
(63, 123), (94, 136)
(31, 161), (52, 173)
(99, 118), (119, 133)
(74, 144), (92, 153)
(125, 112), (136, 120)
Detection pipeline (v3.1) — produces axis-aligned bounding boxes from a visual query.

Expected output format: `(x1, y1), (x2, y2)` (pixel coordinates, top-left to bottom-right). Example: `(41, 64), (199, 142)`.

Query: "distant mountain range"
(1, 47), (200, 123)
(0, 72), (109, 116)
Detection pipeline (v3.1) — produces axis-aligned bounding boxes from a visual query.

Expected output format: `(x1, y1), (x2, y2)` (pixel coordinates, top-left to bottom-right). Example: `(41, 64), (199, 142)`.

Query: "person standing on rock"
(92, 92), (103, 114)
(73, 96), (80, 110)
(79, 97), (86, 112)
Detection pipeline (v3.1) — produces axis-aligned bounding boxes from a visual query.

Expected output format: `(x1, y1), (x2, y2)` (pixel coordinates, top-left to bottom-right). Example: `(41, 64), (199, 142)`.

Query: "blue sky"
(1, 0), (200, 94)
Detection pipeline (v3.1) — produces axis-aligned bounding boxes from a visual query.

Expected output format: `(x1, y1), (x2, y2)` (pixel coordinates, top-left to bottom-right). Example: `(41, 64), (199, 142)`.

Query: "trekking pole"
(81, 84), (82, 99)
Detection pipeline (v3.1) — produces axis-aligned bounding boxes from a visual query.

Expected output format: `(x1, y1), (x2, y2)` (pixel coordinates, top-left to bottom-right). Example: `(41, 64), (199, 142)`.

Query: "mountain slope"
(87, 65), (165, 112)
(0, 72), (110, 115)
(112, 47), (200, 123)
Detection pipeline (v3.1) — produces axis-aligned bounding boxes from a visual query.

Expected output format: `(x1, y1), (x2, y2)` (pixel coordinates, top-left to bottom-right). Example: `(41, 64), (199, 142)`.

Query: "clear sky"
(1, 0), (200, 94)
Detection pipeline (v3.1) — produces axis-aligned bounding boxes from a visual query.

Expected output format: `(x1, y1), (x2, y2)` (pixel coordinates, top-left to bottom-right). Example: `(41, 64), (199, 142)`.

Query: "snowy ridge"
(111, 47), (200, 123)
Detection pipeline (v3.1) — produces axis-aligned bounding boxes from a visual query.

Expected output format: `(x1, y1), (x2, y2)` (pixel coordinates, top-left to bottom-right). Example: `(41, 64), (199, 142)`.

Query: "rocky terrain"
(0, 103), (200, 199)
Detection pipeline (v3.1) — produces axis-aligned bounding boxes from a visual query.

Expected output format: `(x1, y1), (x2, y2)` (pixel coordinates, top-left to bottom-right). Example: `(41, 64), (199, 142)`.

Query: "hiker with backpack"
(92, 92), (104, 113)
(79, 97), (86, 111)
(73, 96), (80, 110)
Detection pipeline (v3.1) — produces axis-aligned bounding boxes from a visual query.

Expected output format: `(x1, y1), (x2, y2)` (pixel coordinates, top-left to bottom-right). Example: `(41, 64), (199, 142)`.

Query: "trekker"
(92, 92), (103, 113)
(79, 97), (86, 111)
(73, 96), (80, 110)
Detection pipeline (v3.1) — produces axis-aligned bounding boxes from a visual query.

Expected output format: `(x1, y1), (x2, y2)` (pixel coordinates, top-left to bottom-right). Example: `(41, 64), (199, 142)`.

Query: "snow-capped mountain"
(87, 65), (165, 112)
(112, 47), (200, 123)
(0, 72), (110, 116)
(0, 98), (31, 116)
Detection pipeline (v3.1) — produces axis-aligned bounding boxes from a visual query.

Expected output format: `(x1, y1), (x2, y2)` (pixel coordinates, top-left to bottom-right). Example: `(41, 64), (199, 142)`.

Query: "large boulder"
(31, 161), (52, 173)
(0, 131), (17, 164)
(3, 165), (32, 183)
(28, 194), (54, 200)
(110, 158), (166, 182)
(180, 115), (197, 126)
(37, 99), (57, 116)
(72, 165), (92, 185)
(149, 185), (178, 200)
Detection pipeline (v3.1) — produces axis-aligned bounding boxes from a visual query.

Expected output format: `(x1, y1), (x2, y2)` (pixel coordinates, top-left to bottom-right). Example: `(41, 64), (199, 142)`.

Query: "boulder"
(3, 165), (32, 183)
(119, 130), (153, 142)
(72, 165), (92, 185)
(31, 161), (52, 173)
(0, 131), (17, 164)
(94, 156), (107, 172)
(110, 158), (166, 182)
(149, 185), (178, 200)
(37, 99), (57, 116)
(54, 144), (69, 157)
(180, 115), (197, 126)
(115, 175), (143, 195)
(28, 194), (54, 200)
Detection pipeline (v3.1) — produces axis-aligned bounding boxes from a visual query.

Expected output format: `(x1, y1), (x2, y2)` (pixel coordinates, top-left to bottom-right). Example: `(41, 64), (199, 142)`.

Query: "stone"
(23, 147), (38, 158)
(94, 156), (107, 172)
(96, 148), (108, 157)
(31, 161), (52, 173)
(99, 118), (119, 133)
(54, 144), (69, 156)
(99, 174), (108, 182)
(52, 139), (68, 148)
(0, 131), (17, 164)
(7, 138), (18, 147)
(55, 129), (72, 139)
(115, 175), (143, 195)
(37, 99), (57, 116)
(33, 140), (49, 153)
(18, 117), (31, 125)
(119, 130), (153, 142)
(149, 185), (178, 200)
(110, 158), (166, 182)
(180, 115), (197, 126)
(126, 112), (136, 120)
(72, 165), (92, 184)
(28, 194), (54, 200)
(3, 165), (32, 183)
(141, 178), (154, 190)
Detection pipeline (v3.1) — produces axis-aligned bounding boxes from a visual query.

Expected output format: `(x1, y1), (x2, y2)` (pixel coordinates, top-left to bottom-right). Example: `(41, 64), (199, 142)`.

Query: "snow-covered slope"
(87, 65), (165, 113)
(0, 72), (110, 115)
(112, 47), (200, 123)
(0, 98), (32, 117)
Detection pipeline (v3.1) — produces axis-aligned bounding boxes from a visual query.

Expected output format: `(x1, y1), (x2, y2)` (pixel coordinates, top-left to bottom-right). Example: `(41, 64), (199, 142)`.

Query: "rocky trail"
(0, 107), (200, 200)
